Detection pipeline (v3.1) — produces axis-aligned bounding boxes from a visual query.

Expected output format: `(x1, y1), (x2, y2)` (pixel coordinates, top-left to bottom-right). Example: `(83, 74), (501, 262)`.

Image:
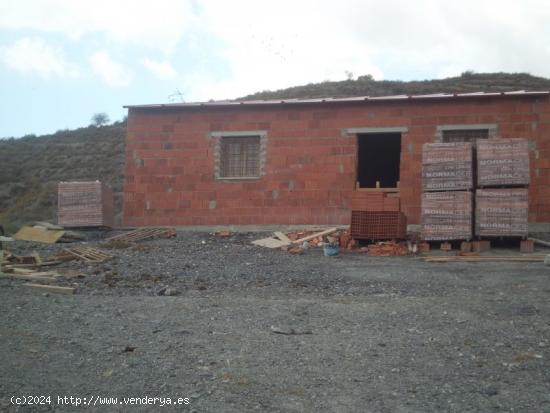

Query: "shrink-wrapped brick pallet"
(477, 138), (530, 187)
(475, 188), (528, 237)
(58, 181), (114, 227)
(421, 191), (473, 240)
(422, 142), (473, 191)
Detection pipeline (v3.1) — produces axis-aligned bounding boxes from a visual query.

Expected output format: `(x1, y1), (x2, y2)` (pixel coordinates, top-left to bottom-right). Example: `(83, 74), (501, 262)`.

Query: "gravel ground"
(1, 231), (550, 412)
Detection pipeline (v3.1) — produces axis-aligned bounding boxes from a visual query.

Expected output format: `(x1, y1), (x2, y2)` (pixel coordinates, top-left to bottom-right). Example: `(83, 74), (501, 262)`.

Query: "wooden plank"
(22, 283), (75, 295)
(4, 261), (62, 268)
(1, 273), (57, 283)
(252, 237), (289, 248)
(273, 232), (292, 244)
(422, 256), (545, 262)
(13, 226), (65, 244)
(292, 228), (338, 244)
(528, 237), (550, 248)
(63, 248), (96, 262)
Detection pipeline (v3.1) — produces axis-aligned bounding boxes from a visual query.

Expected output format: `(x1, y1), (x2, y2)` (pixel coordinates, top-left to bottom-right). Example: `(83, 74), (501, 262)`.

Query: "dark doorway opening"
(357, 133), (401, 188)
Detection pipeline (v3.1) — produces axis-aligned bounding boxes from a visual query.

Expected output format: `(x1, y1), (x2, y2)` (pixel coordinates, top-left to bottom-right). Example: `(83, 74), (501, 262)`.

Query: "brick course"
(123, 96), (550, 226)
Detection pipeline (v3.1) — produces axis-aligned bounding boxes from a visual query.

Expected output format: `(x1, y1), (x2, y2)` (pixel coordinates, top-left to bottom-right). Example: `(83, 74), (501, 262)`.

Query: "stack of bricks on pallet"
(477, 138), (530, 187)
(421, 142), (473, 241)
(350, 192), (400, 212)
(350, 211), (406, 240)
(422, 142), (473, 192)
(475, 188), (528, 237)
(58, 181), (114, 227)
(421, 191), (473, 240)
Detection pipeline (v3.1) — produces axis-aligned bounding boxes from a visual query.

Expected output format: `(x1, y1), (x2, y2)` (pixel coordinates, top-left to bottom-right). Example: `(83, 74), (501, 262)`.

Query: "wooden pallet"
(61, 246), (113, 263)
(105, 227), (177, 243)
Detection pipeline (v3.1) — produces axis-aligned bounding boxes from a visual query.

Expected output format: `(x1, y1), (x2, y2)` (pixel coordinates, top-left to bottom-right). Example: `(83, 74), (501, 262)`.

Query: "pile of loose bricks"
(421, 138), (529, 243)
(58, 181), (114, 227)
(350, 192), (407, 240)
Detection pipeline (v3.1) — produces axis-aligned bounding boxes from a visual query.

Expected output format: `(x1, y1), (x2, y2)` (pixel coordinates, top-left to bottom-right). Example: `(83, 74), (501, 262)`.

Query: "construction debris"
(252, 237), (290, 249)
(253, 228), (340, 250)
(0, 272), (62, 283)
(58, 246), (113, 263)
(366, 241), (408, 256)
(105, 227), (177, 243)
(22, 283), (75, 295)
(13, 226), (65, 244)
(291, 228), (338, 244)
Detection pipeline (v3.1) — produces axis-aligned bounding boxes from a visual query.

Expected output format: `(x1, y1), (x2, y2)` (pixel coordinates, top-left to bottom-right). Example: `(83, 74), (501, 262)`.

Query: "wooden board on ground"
(105, 227), (176, 243)
(13, 226), (65, 244)
(421, 255), (545, 262)
(273, 232), (292, 243)
(292, 228), (338, 244)
(0, 273), (59, 283)
(22, 283), (75, 294)
(61, 246), (112, 263)
(252, 237), (290, 248)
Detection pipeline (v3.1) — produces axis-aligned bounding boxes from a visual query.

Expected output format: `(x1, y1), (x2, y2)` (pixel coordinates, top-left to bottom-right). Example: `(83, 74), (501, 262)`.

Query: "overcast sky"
(1, 0), (549, 137)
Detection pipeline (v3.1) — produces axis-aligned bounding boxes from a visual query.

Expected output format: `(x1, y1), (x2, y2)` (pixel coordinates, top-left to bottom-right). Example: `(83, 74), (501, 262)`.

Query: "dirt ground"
(1, 231), (550, 412)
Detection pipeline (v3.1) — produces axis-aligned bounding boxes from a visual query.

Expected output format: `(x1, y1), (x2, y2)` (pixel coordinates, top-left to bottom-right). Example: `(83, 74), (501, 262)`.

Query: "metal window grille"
(442, 129), (489, 143)
(220, 136), (260, 178)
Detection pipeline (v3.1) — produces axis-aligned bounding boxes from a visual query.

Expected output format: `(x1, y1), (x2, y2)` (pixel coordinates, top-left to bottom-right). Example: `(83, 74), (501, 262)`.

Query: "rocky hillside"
(0, 123), (125, 232)
(1, 72), (549, 232)
(240, 72), (550, 100)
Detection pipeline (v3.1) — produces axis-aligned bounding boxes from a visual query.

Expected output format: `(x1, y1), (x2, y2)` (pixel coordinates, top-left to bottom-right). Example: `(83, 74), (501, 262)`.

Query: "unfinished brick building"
(123, 91), (550, 230)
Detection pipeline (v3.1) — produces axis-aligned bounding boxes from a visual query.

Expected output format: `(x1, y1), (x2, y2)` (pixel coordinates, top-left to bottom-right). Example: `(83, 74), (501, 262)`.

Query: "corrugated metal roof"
(124, 90), (549, 109)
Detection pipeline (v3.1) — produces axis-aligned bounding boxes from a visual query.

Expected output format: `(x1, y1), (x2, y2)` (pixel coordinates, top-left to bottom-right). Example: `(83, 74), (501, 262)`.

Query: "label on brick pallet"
(475, 188), (528, 237)
(477, 138), (529, 186)
(421, 191), (472, 240)
(422, 142), (473, 191)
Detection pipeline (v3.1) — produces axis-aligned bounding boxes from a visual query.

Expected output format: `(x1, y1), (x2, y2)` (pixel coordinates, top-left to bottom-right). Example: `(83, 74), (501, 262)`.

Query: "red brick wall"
(123, 96), (550, 226)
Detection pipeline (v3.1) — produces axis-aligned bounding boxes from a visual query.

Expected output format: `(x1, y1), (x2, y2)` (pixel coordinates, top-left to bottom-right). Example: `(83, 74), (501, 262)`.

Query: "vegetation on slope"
(240, 72), (550, 100)
(0, 123), (125, 232)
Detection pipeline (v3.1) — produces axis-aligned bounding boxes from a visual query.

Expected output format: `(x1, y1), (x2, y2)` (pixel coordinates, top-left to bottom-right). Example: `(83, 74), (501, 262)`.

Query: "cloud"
(90, 51), (131, 87)
(0, 0), (197, 52)
(0, 37), (79, 78)
(142, 58), (177, 79)
(186, 0), (550, 100)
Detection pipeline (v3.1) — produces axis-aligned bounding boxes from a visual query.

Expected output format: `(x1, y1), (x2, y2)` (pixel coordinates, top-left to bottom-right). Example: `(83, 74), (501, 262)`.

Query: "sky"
(1, 0), (550, 138)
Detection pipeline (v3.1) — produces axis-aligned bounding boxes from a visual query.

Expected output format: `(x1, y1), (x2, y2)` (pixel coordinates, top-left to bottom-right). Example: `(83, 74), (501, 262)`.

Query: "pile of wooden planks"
(105, 227), (177, 243)
(475, 188), (529, 237)
(421, 191), (473, 240)
(252, 228), (339, 249)
(422, 142), (473, 191)
(58, 181), (114, 227)
(477, 139), (530, 187)
(0, 266), (77, 294)
(58, 246), (113, 263)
